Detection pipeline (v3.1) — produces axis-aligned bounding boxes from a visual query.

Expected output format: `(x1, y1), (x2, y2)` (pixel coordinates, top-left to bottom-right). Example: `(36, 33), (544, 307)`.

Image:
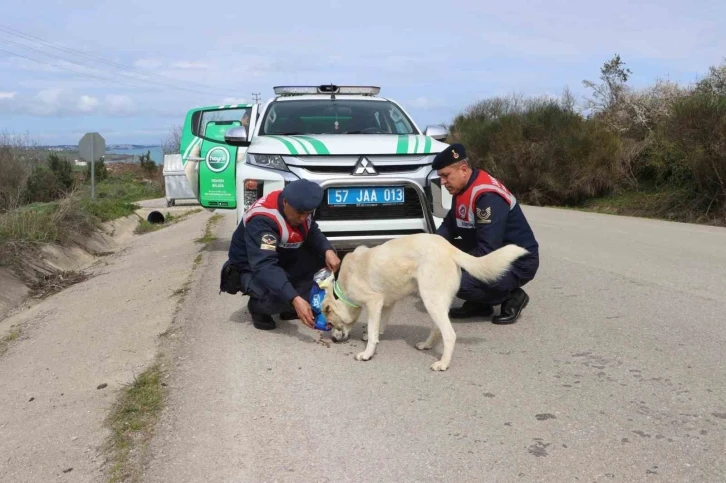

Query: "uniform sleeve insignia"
(476, 207), (492, 224)
(260, 233), (277, 250)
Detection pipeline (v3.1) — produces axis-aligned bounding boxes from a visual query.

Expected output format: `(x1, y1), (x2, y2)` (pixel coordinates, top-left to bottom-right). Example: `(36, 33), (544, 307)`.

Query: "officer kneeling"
(225, 179), (341, 330)
(433, 143), (540, 324)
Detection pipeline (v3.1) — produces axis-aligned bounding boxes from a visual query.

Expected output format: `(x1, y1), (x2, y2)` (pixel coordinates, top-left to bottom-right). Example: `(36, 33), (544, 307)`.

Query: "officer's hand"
(325, 249), (341, 273)
(292, 296), (315, 329)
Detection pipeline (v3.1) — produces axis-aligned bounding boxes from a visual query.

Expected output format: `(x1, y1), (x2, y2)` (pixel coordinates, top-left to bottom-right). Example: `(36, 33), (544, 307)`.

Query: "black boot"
(279, 310), (299, 321)
(492, 288), (529, 325)
(449, 301), (494, 319)
(248, 299), (276, 330)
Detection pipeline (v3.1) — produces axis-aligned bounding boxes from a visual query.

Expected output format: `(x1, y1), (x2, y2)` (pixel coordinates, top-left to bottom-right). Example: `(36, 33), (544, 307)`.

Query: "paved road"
(142, 206), (726, 483)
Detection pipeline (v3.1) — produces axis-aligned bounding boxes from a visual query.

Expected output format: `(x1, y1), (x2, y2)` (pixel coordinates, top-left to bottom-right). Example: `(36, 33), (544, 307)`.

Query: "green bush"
(0, 146), (28, 211)
(138, 150), (158, 175)
(85, 157), (109, 183)
(448, 56), (726, 223)
(653, 92), (726, 213)
(449, 95), (621, 205)
(23, 153), (77, 204)
(47, 153), (74, 191)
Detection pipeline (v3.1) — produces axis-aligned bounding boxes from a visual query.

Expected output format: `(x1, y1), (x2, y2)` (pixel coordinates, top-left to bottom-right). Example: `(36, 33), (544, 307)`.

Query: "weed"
(0, 326), (22, 356)
(103, 359), (168, 483)
(195, 213), (222, 244)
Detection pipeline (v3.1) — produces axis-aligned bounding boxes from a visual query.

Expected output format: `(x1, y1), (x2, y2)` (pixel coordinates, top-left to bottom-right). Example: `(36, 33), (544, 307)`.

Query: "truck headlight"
(246, 153), (289, 172)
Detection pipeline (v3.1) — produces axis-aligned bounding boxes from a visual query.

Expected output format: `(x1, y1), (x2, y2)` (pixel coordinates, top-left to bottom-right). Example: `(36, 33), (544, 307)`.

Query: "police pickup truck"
(180, 84), (453, 250)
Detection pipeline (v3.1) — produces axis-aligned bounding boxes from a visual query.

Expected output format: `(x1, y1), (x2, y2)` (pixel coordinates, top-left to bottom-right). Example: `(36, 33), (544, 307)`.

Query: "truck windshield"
(259, 99), (418, 135)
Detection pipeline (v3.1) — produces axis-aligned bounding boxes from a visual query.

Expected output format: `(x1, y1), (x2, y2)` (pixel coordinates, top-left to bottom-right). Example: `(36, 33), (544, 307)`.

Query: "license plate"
(327, 186), (405, 206)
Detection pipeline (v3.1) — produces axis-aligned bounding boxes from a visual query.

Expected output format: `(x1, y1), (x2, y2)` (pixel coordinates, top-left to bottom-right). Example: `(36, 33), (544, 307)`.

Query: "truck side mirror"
(424, 125), (448, 141)
(224, 126), (251, 146)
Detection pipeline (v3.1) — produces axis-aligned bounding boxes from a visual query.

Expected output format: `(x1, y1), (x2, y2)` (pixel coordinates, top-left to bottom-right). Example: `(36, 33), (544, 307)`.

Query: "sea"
(105, 146), (165, 165)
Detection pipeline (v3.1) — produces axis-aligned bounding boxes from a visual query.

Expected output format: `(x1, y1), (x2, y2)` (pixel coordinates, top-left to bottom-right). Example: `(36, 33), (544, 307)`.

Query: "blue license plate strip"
(327, 186), (405, 206)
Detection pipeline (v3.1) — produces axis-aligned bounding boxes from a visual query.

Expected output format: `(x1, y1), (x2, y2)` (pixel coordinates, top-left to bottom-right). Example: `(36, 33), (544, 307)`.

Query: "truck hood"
(248, 134), (448, 156)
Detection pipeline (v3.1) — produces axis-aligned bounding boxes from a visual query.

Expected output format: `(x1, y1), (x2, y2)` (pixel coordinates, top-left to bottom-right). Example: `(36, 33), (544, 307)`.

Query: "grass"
(195, 213), (222, 244)
(1, 166), (166, 268)
(0, 196), (95, 246)
(0, 326), (22, 356)
(570, 185), (725, 225)
(104, 359), (168, 483)
(79, 172), (165, 223)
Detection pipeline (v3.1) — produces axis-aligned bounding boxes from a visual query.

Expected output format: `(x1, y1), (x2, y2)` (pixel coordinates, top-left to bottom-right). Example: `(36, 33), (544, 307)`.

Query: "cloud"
(221, 97), (248, 105)
(77, 95), (99, 112)
(407, 97), (445, 109)
(0, 88), (139, 117)
(105, 94), (135, 114)
(170, 61), (211, 70)
(1, 0), (724, 145)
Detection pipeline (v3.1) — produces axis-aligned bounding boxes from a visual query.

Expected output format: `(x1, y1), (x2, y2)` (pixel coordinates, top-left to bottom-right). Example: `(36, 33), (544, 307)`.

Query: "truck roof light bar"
(273, 85), (381, 97)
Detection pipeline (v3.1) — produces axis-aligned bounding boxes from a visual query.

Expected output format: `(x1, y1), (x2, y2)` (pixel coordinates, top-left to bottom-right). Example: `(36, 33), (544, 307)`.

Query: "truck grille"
(314, 187), (424, 221)
(301, 164), (428, 175)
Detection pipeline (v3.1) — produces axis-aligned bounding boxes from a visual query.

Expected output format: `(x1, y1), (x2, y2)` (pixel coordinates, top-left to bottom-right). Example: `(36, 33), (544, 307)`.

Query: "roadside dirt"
(0, 199), (217, 483)
(0, 215), (138, 321)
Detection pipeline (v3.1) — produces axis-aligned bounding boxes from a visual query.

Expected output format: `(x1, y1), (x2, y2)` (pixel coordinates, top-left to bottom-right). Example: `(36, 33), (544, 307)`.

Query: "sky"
(0, 0), (724, 145)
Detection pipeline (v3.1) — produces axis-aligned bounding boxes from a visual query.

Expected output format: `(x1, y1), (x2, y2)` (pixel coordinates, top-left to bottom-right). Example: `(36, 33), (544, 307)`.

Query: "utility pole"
(251, 92), (261, 105)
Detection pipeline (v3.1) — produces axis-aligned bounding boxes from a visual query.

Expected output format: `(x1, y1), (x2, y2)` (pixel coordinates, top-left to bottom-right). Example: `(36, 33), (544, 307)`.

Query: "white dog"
(320, 233), (529, 371)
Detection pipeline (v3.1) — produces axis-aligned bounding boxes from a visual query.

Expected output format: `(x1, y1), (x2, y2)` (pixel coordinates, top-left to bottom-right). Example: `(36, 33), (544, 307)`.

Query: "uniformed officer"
(433, 143), (539, 324)
(227, 179), (341, 330)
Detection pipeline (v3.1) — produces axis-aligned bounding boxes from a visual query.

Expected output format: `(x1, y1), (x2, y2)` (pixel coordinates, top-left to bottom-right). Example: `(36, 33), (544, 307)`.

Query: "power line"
(0, 24), (235, 98)
(0, 24), (224, 93)
(0, 39), (227, 98)
(0, 36), (229, 98)
(0, 46), (158, 92)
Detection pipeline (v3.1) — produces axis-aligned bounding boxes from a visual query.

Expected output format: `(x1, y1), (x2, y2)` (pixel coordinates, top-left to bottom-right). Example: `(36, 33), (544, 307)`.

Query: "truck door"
(180, 103), (258, 209)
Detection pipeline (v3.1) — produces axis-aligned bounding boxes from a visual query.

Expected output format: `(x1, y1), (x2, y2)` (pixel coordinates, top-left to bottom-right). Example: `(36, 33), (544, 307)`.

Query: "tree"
(47, 152), (74, 191)
(138, 150), (157, 174)
(161, 125), (182, 155)
(582, 54), (632, 115)
(694, 58), (726, 96)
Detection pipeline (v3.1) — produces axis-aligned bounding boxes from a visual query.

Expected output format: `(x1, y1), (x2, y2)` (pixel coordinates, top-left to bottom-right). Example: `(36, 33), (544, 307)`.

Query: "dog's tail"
(452, 244), (530, 283)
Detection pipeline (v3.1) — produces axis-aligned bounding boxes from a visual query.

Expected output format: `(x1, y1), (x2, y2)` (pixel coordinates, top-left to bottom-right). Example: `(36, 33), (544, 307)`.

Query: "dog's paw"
(430, 360), (449, 371)
(416, 342), (432, 351)
(355, 351), (373, 361)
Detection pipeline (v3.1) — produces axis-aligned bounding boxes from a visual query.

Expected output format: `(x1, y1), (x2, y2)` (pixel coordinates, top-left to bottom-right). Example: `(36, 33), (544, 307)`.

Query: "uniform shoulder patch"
(260, 232), (278, 250)
(476, 206), (492, 224)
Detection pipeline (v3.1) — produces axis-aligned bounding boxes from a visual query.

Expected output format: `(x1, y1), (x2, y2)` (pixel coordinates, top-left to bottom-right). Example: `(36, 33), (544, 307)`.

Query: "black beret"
(282, 179), (323, 211)
(432, 143), (467, 170)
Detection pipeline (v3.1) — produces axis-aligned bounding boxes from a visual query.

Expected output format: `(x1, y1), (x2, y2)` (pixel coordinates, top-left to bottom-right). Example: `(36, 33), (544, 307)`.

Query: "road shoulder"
(0, 206), (218, 483)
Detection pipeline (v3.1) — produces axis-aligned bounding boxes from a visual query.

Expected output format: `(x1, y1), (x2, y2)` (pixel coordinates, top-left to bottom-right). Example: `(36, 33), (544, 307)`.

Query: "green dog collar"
(333, 280), (360, 308)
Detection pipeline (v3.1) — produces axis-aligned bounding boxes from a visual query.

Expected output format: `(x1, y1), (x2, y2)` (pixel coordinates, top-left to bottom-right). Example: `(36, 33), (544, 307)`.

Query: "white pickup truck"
(179, 84), (453, 250)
